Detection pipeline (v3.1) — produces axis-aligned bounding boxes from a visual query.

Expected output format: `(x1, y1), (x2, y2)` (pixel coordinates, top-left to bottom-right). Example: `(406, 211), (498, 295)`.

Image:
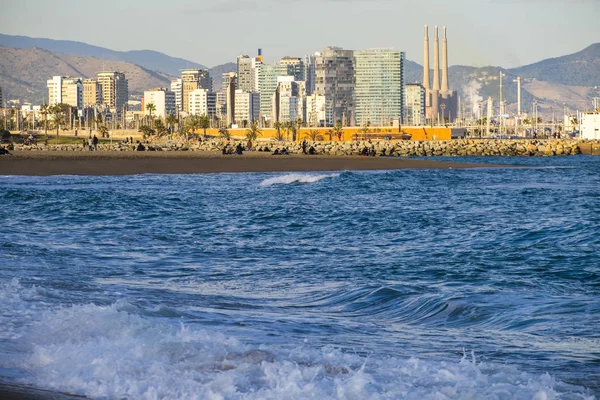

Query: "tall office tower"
(280, 57), (305, 82)
(181, 69), (212, 113)
(188, 89), (216, 117)
(234, 90), (260, 125)
(304, 54), (316, 96)
(314, 47), (355, 127)
(0, 87), (3, 106)
(144, 88), (176, 119)
(47, 76), (84, 110)
(354, 49), (404, 127)
(170, 79), (183, 113)
(405, 83), (426, 126)
(216, 92), (227, 120)
(83, 79), (102, 107)
(258, 63), (291, 123)
(226, 73), (237, 127)
(97, 72), (128, 116)
(237, 55), (255, 91)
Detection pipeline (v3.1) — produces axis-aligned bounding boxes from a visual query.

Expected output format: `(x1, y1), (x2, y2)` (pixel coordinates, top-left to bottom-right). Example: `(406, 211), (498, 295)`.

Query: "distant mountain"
(510, 43), (600, 87)
(0, 33), (206, 77)
(0, 46), (173, 103)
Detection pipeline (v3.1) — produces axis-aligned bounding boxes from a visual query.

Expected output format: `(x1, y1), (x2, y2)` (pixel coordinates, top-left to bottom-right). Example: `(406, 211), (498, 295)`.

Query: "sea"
(0, 156), (598, 400)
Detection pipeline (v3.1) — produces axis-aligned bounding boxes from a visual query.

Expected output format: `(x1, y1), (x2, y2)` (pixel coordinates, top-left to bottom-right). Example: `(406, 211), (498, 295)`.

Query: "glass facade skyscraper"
(354, 49), (405, 126)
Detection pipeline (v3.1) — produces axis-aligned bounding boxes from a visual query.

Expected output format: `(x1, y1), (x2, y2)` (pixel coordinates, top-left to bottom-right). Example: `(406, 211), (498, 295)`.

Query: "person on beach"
(272, 148), (279, 155)
(308, 146), (316, 155)
(302, 140), (307, 154)
(136, 142), (145, 151)
(235, 143), (243, 155)
(93, 135), (99, 151)
(88, 136), (93, 151)
(0, 146), (10, 155)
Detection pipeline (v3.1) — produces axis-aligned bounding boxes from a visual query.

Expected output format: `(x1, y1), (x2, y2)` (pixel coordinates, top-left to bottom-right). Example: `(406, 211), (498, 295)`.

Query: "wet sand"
(0, 151), (503, 176)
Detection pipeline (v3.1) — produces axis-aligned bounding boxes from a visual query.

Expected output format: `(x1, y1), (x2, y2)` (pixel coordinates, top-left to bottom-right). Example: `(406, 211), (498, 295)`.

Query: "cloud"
(184, 0), (258, 14)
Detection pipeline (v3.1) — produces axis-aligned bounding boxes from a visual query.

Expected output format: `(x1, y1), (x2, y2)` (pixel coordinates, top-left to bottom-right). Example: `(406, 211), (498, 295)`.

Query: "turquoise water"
(1, 156), (599, 399)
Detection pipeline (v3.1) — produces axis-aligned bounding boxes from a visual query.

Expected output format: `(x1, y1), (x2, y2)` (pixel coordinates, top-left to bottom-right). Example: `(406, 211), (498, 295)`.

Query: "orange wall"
(193, 127), (452, 141)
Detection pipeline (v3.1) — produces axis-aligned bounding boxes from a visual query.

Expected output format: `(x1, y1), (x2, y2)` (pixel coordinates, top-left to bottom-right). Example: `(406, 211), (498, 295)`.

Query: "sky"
(1, 0), (599, 68)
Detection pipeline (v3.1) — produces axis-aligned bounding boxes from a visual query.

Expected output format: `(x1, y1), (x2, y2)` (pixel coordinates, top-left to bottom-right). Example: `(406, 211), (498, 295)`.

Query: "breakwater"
(8, 139), (600, 156)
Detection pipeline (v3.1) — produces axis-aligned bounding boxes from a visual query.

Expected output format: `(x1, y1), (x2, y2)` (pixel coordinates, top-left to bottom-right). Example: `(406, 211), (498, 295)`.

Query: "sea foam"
(1, 281), (595, 400)
(259, 173), (340, 187)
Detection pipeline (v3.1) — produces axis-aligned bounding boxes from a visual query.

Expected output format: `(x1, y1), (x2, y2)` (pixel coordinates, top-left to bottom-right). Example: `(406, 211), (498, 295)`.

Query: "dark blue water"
(1, 156), (599, 399)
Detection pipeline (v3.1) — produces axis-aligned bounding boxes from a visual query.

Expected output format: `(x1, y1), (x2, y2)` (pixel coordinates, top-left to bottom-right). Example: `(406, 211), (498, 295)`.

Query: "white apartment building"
(405, 83), (426, 126)
(144, 88), (176, 119)
(306, 94), (329, 127)
(188, 89), (216, 117)
(47, 76), (84, 109)
(97, 71), (128, 117)
(234, 90), (260, 124)
(171, 79), (183, 113)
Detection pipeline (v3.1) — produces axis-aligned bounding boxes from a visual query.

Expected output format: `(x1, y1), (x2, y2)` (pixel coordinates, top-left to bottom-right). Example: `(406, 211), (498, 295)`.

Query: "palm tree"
(245, 120), (262, 148)
(146, 102), (156, 120)
(273, 121), (283, 141)
(184, 115), (202, 141)
(198, 114), (210, 139)
(98, 125), (109, 138)
(306, 129), (321, 141)
(166, 114), (178, 134)
(40, 104), (49, 136)
(219, 127), (231, 141)
(332, 120), (343, 141)
(153, 119), (168, 136)
(50, 104), (65, 144)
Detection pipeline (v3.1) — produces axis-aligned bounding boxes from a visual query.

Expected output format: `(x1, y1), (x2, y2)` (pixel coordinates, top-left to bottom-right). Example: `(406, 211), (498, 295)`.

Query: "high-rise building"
(234, 90), (260, 125)
(0, 87), (3, 106)
(405, 83), (426, 126)
(97, 72), (128, 116)
(144, 88), (176, 119)
(259, 64), (290, 123)
(225, 73), (237, 127)
(170, 79), (183, 113)
(83, 79), (102, 107)
(188, 89), (216, 117)
(280, 57), (305, 82)
(181, 69), (212, 113)
(274, 77), (305, 123)
(354, 49), (404, 126)
(237, 56), (254, 92)
(47, 76), (84, 110)
(314, 47), (355, 126)
(306, 94), (329, 127)
(304, 54), (316, 96)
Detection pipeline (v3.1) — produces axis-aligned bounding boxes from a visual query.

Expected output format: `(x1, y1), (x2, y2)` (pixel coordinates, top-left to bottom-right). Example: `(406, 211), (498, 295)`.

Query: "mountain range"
(1, 33), (598, 117)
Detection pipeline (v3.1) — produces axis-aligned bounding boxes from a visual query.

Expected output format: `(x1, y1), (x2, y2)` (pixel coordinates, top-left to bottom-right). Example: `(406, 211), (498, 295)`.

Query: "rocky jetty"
(9, 139), (600, 157)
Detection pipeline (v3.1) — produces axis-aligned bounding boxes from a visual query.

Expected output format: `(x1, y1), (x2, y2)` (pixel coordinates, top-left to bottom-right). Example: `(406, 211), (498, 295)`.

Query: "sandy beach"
(0, 151), (502, 176)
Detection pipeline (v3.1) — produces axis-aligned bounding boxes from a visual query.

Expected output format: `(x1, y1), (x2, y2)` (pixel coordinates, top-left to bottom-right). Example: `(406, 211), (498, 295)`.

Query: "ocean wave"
(0, 281), (596, 399)
(259, 173), (340, 187)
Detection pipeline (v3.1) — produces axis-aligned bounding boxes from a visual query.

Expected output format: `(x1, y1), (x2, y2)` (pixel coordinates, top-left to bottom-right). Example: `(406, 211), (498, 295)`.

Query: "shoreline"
(0, 151), (509, 176)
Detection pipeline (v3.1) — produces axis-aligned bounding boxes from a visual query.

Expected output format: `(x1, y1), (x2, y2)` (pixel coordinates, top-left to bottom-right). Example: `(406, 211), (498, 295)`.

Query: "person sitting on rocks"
(136, 142), (145, 151)
(281, 147), (289, 155)
(222, 144), (230, 155)
(0, 146), (11, 155)
(272, 148), (280, 155)
(236, 143), (243, 155)
(263, 146), (270, 152)
(361, 147), (368, 156)
(369, 146), (376, 157)
(308, 146), (316, 155)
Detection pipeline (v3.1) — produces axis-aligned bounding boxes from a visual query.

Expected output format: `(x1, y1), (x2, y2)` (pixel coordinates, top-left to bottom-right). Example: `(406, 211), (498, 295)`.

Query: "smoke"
(463, 80), (484, 118)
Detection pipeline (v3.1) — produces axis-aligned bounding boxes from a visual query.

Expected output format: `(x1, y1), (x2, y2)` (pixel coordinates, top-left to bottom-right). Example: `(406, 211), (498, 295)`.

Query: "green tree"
(146, 102), (156, 119)
(198, 114), (210, 139)
(166, 114), (178, 134)
(98, 125), (109, 138)
(138, 125), (155, 138)
(306, 129), (322, 141)
(40, 104), (49, 135)
(332, 120), (343, 141)
(184, 115), (201, 141)
(272, 121), (282, 141)
(219, 127), (231, 141)
(50, 104), (66, 144)
(154, 119), (168, 136)
(245, 120), (262, 148)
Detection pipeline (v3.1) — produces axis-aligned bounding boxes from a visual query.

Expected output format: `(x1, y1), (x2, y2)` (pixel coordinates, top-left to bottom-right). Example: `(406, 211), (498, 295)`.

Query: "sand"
(0, 151), (502, 176)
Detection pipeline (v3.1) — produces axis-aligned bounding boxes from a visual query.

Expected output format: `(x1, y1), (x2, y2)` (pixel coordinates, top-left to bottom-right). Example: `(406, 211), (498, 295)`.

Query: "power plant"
(423, 25), (458, 124)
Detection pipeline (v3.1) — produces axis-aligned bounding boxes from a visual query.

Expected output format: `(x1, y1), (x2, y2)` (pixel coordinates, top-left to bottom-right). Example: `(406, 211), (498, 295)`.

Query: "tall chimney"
(441, 26), (449, 93)
(432, 25), (440, 91)
(423, 25), (430, 90)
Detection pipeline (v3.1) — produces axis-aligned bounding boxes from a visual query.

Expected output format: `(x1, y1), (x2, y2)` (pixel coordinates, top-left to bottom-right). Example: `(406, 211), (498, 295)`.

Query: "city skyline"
(1, 0), (598, 69)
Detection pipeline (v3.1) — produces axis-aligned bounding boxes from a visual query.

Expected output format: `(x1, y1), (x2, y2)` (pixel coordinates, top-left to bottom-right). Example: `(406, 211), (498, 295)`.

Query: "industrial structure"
(423, 25), (458, 124)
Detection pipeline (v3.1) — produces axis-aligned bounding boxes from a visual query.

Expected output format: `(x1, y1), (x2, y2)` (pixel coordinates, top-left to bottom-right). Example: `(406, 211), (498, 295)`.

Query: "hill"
(0, 46), (173, 103)
(0, 33), (206, 77)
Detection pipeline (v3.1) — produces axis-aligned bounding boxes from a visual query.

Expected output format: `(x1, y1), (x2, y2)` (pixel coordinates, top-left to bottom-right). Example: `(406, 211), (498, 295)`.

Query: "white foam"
(0, 281), (595, 400)
(259, 173), (340, 187)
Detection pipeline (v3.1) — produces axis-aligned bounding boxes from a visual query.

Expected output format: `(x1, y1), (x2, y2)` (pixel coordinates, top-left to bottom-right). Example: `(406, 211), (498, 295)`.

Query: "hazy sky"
(1, 0), (598, 68)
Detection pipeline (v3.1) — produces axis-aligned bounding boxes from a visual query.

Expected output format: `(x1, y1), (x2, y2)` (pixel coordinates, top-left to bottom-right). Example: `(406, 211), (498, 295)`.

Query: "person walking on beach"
(88, 136), (93, 151)
(93, 135), (99, 151)
(302, 140), (307, 155)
